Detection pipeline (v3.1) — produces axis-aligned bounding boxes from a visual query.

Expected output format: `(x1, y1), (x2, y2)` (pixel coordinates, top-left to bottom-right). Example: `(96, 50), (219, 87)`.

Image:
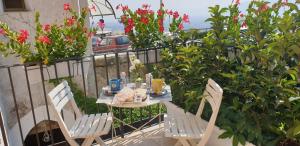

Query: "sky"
(92, 0), (287, 32)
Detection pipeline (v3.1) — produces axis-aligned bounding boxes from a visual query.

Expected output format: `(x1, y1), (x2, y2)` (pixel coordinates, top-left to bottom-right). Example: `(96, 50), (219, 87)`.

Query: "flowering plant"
(117, 3), (190, 49)
(0, 3), (96, 64)
(129, 56), (145, 83)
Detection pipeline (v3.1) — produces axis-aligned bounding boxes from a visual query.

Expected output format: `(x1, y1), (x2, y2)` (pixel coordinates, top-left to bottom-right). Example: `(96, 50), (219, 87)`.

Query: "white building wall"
(0, 0), (90, 145)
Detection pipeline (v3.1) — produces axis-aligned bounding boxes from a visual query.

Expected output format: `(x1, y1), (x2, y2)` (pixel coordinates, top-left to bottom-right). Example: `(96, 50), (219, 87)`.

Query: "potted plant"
(0, 3), (97, 83)
(117, 3), (190, 49)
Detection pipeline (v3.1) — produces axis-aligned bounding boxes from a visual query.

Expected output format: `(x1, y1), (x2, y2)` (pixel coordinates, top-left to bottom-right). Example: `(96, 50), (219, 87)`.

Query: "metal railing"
(0, 46), (167, 146)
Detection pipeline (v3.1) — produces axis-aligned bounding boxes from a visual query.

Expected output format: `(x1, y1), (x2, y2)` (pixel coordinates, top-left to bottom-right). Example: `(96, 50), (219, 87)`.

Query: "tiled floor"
(103, 123), (255, 146)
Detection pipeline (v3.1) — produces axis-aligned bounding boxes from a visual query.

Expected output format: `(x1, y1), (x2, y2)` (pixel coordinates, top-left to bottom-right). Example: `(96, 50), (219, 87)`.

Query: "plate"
(150, 89), (168, 97)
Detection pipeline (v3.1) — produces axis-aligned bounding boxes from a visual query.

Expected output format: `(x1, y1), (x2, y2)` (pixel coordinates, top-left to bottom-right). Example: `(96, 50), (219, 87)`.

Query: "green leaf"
(232, 135), (239, 146)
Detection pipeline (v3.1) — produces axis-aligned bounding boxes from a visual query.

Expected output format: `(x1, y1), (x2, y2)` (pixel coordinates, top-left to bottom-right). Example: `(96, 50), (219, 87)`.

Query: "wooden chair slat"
(48, 80), (111, 145)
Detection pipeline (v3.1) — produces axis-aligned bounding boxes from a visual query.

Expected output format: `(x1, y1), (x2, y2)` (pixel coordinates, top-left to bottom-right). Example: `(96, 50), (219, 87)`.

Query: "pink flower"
(66, 17), (75, 26)
(142, 4), (150, 9)
(178, 23), (184, 30)
(43, 24), (51, 32)
(235, 0), (240, 5)
(173, 11), (179, 19)
(122, 5), (129, 11)
(259, 4), (269, 12)
(38, 35), (51, 44)
(90, 4), (96, 12)
(116, 4), (121, 10)
(97, 21), (105, 30)
(166, 10), (173, 15)
(183, 14), (190, 23)
(17, 29), (29, 44)
(64, 3), (70, 11)
(241, 21), (247, 28)
(148, 10), (154, 15)
(0, 28), (6, 35)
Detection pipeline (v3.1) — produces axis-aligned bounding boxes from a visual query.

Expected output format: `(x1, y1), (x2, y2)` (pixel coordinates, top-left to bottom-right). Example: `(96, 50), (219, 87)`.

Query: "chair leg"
(95, 137), (107, 146)
(82, 137), (95, 146)
(179, 139), (191, 146)
(175, 140), (182, 146)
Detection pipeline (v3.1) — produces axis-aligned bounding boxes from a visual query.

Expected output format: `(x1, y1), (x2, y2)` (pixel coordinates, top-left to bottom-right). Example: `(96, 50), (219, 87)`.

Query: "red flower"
(157, 9), (164, 16)
(66, 17), (75, 26)
(125, 25), (133, 34)
(142, 4), (150, 9)
(239, 13), (244, 17)
(97, 21), (105, 30)
(128, 18), (134, 26)
(140, 17), (149, 25)
(17, 30), (29, 44)
(136, 8), (148, 16)
(90, 4), (96, 12)
(121, 15), (127, 23)
(43, 24), (51, 32)
(38, 35), (51, 44)
(158, 18), (163, 26)
(159, 26), (164, 33)
(241, 21), (247, 28)
(233, 15), (238, 23)
(0, 28), (6, 35)
(122, 5), (128, 11)
(64, 3), (70, 11)
(173, 11), (179, 19)
(235, 0), (240, 5)
(178, 23), (184, 30)
(183, 14), (190, 23)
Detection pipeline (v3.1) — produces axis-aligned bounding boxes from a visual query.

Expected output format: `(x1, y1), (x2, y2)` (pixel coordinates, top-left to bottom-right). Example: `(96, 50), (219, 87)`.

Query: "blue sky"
(94, 0), (287, 31)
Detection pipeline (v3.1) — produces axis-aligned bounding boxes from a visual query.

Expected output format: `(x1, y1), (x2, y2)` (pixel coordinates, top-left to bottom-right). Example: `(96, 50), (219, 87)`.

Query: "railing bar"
(139, 108), (143, 121)
(130, 108), (133, 124)
(81, 59), (88, 113)
(39, 64), (54, 144)
(136, 49), (139, 59)
(115, 53), (120, 79)
(24, 65), (41, 146)
(119, 108), (124, 138)
(104, 54), (109, 85)
(155, 48), (158, 64)
(7, 67), (24, 146)
(0, 112), (8, 146)
(92, 56), (100, 113)
(126, 51), (130, 79)
(54, 64), (64, 120)
(146, 49), (149, 64)
(67, 60), (72, 78)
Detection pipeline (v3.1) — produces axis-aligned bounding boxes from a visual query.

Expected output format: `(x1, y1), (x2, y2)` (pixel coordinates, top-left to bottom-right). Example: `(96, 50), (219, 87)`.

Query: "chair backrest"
(48, 81), (82, 138)
(196, 78), (223, 146)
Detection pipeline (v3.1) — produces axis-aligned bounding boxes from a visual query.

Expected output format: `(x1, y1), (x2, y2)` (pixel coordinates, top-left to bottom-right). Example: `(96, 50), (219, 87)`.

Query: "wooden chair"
(164, 79), (223, 146)
(48, 80), (112, 146)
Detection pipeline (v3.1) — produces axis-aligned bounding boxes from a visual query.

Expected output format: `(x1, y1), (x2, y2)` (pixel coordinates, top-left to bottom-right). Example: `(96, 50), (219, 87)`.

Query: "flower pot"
(24, 60), (90, 84)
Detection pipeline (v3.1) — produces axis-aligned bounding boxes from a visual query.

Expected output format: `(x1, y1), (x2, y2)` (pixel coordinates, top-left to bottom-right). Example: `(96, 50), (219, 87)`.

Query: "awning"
(88, 0), (116, 19)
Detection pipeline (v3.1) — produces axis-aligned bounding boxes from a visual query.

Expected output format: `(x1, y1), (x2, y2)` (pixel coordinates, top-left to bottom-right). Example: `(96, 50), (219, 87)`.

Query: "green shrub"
(158, 1), (300, 146)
